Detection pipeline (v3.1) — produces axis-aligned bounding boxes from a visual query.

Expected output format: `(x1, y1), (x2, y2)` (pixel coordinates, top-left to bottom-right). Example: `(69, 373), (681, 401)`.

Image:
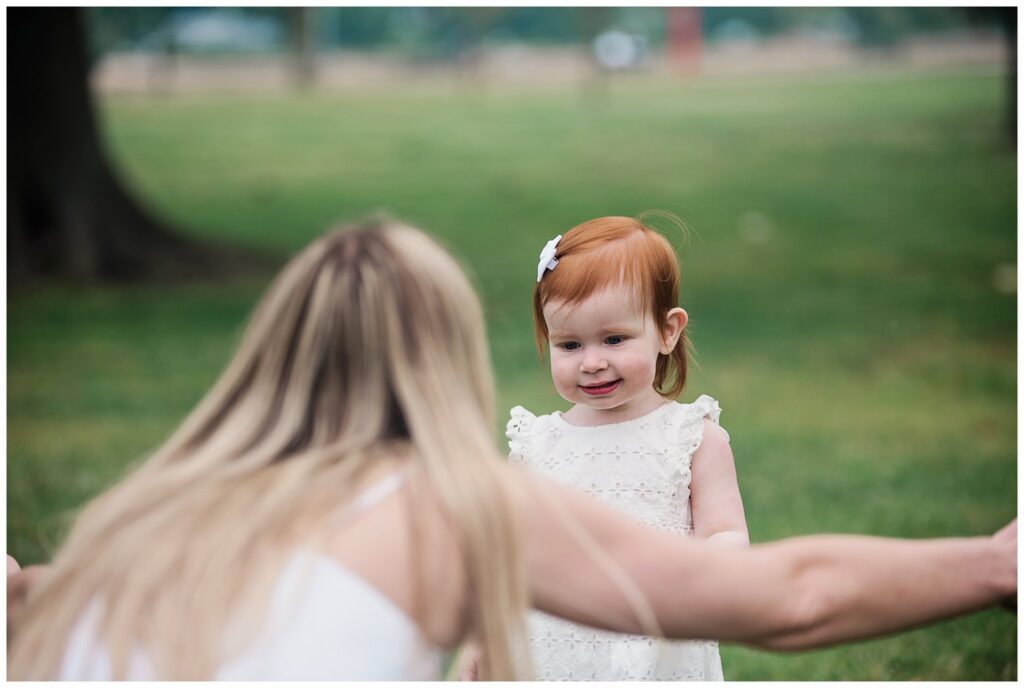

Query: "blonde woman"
(7, 219), (1016, 680)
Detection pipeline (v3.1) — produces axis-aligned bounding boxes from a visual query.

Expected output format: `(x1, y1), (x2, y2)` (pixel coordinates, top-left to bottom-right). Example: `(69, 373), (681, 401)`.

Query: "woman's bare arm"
(512, 468), (1016, 651)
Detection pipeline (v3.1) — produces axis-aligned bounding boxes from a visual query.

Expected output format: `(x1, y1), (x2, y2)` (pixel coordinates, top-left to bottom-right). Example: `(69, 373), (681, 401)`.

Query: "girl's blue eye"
(605, 336), (624, 345)
(560, 342), (580, 351)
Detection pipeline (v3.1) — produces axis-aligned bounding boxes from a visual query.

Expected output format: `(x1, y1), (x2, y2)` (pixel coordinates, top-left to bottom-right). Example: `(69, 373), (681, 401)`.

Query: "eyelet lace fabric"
(507, 396), (726, 681)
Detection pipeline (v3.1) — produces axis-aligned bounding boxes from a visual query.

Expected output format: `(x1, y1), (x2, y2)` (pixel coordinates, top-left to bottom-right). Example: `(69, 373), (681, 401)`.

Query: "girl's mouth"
(579, 379), (622, 396)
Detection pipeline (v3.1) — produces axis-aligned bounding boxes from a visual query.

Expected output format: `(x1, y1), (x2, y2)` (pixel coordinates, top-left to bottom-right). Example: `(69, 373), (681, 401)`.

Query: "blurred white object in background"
(593, 30), (649, 71)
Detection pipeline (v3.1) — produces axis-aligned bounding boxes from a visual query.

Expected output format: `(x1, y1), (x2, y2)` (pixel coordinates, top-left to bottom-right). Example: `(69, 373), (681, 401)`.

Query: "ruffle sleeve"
(506, 406), (538, 463)
(691, 394), (723, 428)
(678, 395), (730, 469)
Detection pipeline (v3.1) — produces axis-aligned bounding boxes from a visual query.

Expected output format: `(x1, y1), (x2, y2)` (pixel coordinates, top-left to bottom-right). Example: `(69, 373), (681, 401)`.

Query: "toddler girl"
(461, 214), (749, 681)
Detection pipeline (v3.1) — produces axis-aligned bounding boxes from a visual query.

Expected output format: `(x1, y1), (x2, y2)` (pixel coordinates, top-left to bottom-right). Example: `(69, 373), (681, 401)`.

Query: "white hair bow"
(536, 234), (562, 283)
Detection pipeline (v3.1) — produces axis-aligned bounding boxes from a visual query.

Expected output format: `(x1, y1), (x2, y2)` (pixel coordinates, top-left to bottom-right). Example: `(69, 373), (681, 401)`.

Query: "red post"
(665, 7), (701, 77)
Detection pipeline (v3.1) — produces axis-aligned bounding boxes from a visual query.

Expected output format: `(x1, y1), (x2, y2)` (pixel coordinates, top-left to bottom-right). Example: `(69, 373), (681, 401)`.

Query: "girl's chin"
(577, 394), (632, 410)
(575, 387), (663, 414)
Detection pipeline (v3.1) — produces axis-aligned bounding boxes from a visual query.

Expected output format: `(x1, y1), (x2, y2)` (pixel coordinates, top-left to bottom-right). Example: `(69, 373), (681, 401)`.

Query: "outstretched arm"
(513, 468), (1015, 651)
(735, 521), (1016, 650)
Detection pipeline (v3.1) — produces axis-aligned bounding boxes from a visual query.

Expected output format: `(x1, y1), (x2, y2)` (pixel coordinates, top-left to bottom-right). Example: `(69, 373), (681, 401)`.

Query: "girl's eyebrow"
(599, 323), (641, 334)
(549, 323), (640, 339)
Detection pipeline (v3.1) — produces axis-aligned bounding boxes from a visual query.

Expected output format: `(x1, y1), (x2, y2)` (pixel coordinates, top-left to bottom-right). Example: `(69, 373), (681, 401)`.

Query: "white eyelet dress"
(507, 395), (726, 681)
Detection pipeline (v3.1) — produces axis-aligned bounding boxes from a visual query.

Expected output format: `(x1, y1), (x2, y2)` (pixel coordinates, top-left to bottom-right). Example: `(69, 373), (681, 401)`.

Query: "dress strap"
(341, 468), (411, 522)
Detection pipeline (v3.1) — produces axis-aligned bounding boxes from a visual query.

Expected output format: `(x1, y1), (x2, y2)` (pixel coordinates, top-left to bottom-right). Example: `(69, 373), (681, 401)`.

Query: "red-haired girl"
(462, 214), (748, 680)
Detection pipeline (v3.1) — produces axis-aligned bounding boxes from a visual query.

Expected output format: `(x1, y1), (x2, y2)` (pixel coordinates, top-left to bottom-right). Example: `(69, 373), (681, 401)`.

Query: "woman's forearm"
(704, 530), (749, 548)
(745, 531), (1015, 650)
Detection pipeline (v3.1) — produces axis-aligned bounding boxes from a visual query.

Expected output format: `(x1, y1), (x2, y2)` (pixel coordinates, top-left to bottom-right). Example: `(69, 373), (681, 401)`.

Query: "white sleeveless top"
(507, 395), (726, 681)
(58, 471), (444, 680)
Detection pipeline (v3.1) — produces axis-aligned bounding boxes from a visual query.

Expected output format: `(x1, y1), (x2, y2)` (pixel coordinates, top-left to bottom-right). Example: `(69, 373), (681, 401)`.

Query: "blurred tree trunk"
(457, 7), (501, 88)
(288, 7), (315, 89)
(999, 9), (1016, 148)
(964, 7), (1015, 148)
(8, 8), (239, 284)
(577, 7), (611, 100)
(149, 10), (179, 94)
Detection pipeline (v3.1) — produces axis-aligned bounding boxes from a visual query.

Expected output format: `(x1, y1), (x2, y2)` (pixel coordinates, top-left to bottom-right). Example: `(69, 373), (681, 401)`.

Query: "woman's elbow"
(747, 570), (839, 652)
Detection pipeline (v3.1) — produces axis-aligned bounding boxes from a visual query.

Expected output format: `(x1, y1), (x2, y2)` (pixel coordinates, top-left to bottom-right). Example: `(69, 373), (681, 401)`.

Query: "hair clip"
(536, 234), (562, 283)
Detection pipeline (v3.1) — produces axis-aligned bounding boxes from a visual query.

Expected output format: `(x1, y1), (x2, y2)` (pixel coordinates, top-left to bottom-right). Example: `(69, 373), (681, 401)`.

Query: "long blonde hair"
(9, 219), (529, 679)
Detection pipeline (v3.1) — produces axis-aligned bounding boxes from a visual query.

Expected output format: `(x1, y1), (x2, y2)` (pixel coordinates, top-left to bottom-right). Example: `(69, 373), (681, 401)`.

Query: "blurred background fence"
(7, 6), (1017, 681)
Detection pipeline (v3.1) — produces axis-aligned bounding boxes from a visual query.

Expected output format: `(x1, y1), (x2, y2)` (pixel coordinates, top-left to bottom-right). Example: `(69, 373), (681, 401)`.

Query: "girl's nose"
(580, 353), (608, 373)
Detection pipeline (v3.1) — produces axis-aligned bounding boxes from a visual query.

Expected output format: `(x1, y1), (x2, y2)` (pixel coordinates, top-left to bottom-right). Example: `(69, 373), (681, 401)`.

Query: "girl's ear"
(660, 308), (688, 354)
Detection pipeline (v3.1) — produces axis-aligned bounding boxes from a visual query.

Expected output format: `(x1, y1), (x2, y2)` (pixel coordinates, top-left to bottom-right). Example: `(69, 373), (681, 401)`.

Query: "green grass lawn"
(8, 67), (1016, 680)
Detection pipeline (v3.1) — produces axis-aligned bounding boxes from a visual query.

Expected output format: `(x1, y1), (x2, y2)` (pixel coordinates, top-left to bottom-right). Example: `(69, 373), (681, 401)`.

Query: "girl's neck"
(561, 390), (669, 427)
